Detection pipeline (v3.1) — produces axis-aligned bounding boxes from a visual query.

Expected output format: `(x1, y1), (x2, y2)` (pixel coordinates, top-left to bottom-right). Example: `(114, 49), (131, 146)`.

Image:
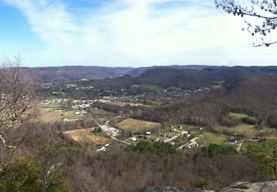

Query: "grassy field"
(213, 123), (276, 139)
(197, 132), (228, 146)
(41, 103), (62, 108)
(117, 118), (161, 133)
(37, 108), (85, 122)
(64, 128), (111, 146)
(90, 108), (110, 116)
(213, 124), (256, 136)
(229, 112), (249, 119)
(37, 108), (64, 122)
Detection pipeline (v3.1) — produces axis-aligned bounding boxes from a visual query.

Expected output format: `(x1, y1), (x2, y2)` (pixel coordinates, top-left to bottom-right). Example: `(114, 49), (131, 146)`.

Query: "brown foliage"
(67, 144), (255, 192)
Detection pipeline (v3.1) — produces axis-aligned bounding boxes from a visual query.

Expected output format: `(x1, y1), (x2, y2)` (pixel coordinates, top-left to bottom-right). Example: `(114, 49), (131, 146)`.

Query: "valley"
(2, 64), (277, 192)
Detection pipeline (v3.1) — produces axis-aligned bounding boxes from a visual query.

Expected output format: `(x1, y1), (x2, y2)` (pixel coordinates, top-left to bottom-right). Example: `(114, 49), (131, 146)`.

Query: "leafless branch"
(0, 134), (16, 149)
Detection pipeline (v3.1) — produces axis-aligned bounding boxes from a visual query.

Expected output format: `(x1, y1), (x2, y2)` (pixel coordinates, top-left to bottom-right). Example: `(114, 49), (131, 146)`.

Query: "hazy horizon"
(1, 0), (277, 67)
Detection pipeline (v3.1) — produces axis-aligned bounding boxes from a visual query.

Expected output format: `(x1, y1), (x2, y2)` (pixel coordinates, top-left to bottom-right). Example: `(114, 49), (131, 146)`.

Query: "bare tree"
(215, 0), (277, 46)
(0, 56), (37, 149)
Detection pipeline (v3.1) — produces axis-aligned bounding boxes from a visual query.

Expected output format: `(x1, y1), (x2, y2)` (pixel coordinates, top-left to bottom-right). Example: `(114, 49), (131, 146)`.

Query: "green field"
(41, 103), (62, 108)
(229, 112), (249, 119)
(213, 123), (276, 138)
(117, 118), (161, 133)
(197, 132), (228, 146)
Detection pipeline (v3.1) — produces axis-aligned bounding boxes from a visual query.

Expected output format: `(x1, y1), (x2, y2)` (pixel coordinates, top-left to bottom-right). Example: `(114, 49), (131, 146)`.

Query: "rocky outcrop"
(131, 186), (202, 192)
(131, 180), (277, 192)
(218, 180), (277, 192)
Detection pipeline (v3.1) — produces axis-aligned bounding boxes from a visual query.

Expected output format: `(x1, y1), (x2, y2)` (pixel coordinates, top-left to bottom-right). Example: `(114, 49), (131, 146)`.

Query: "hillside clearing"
(64, 128), (111, 145)
(117, 118), (161, 133)
(197, 132), (228, 146)
(38, 108), (85, 122)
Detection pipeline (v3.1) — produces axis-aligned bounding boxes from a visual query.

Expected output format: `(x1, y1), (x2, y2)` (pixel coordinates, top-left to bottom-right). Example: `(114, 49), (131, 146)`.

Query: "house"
(63, 118), (78, 122)
(53, 109), (63, 112)
(138, 135), (147, 140)
(226, 139), (237, 145)
(74, 111), (88, 116)
(153, 138), (160, 142)
(169, 141), (175, 145)
(131, 137), (137, 142)
(182, 131), (189, 135)
(195, 127), (203, 131)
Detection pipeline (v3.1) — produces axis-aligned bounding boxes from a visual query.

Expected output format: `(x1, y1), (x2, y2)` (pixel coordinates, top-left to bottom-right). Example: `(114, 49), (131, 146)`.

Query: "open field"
(116, 118), (161, 132)
(213, 123), (275, 138)
(64, 128), (111, 146)
(213, 124), (256, 136)
(197, 132), (228, 146)
(229, 112), (249, 119)
(37, 108), (85, 122)
(37, 108), (63, 122)
(90, 108), (110, 116)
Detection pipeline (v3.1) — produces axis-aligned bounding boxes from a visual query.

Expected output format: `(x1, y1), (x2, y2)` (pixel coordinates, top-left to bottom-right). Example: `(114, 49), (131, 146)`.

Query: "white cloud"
(3, 0), (277, 67)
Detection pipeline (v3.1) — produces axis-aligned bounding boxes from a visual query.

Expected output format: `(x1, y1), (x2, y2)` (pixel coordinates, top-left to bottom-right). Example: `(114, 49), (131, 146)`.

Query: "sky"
(0, 0), (276, 67)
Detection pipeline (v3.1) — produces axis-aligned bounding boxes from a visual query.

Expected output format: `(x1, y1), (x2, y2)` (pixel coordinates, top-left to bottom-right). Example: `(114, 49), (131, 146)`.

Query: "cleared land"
(37, 108), (63, 122)
(37, 108), (85, 122)
(64, 128), (111, 146)
(197, 132), (228, 146)
(213, 123), (275, 138)
(117, 118), (161, 132)
(229, 112), (249, 119)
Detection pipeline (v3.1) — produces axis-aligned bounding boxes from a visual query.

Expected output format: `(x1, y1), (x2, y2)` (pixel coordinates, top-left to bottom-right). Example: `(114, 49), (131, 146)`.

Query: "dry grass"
(116, 118), (161, 132)
(229, 112), (249, 119)
(213, 123), (276, 139)
(213, 124), (256, 136)
(64, 128), (111, 145)
(37, 108), (84, 122)
(37, 108), (63, 122)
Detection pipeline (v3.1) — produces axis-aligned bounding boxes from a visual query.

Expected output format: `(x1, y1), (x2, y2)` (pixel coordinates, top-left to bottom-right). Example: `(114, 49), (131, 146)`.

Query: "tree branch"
(0, 134), (16, 149)
(250, 40), (277, 47)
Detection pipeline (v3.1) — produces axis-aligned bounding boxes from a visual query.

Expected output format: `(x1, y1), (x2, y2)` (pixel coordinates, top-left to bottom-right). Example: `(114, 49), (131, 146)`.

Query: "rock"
(131, 186), (203, 192)
(219, 180), (277, 192)
(131, 180), (277, 192)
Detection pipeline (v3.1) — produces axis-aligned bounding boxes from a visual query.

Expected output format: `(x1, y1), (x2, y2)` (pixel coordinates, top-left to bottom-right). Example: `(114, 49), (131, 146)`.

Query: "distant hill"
(90, 66), (277, 90)
(136, 68), (212, 89)
(123, 71), (277, 128)
(27, 65), (277, 90)
(218, 73), (277, 127)
(24, 66), (132, 83)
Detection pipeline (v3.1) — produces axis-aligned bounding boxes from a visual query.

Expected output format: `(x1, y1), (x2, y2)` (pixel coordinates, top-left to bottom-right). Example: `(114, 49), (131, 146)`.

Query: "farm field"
(37, 108), (86, 122)
(37, 108), (64, 122)
(38, 108), (276, 152)
(116, 118), (161, 133)
(196, 132), (228, 146)
(64, 128), (111, 147)
(229, 112), (249, 119)
(213, 124), (275, 138)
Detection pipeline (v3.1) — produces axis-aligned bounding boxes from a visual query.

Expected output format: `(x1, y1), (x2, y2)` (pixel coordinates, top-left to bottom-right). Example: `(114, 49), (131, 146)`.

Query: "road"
(91, 117), (130, 145)
(176, 137), (199, 150)
(164, 131), (188, 143)
(237, 139), (244, 152)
